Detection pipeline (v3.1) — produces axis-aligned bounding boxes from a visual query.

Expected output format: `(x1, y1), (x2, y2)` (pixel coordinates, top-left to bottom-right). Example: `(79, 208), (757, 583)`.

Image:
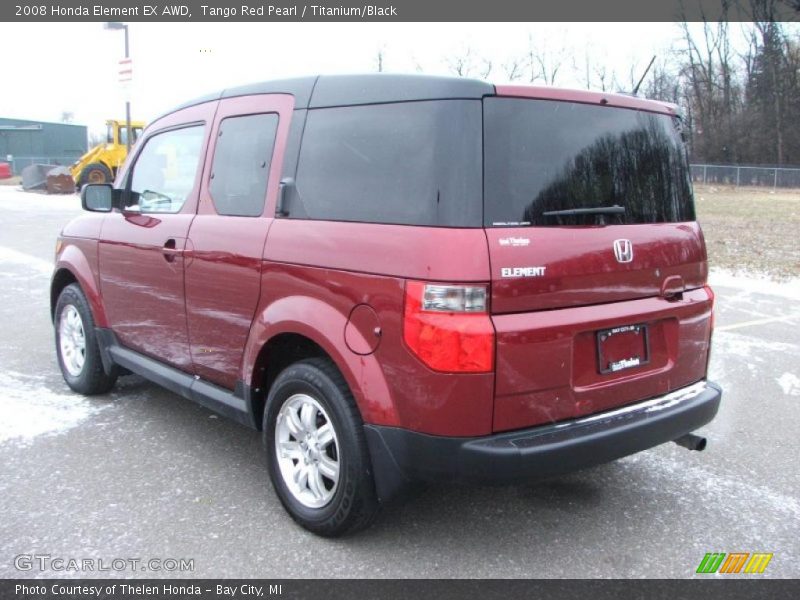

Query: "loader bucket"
(21, 164), (57, 191)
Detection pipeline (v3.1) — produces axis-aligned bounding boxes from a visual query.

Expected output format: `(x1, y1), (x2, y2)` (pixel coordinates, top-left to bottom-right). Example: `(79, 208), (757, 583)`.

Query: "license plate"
(597, 324), (649, 374)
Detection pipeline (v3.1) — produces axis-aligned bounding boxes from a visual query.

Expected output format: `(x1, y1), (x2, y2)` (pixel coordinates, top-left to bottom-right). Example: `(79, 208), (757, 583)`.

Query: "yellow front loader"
(71, 119), (145, 188)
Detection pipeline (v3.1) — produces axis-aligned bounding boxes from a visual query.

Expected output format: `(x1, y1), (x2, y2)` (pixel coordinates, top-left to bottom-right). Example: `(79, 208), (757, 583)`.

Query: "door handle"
(162, 239), (184, 262)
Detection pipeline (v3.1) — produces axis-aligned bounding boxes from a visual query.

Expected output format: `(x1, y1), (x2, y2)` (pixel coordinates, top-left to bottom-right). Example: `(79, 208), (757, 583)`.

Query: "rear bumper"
(364, 380), (721, 501)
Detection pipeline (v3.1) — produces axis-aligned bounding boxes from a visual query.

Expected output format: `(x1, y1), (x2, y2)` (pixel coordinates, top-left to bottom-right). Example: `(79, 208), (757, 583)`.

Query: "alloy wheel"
(275, 393), (340, 509)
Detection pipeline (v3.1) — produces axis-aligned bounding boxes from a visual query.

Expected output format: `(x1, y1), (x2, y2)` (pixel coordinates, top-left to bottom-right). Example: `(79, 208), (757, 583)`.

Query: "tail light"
(704, 284), (715, 373)
(704, 285), (715, 331)
(403, 281), (494, 373)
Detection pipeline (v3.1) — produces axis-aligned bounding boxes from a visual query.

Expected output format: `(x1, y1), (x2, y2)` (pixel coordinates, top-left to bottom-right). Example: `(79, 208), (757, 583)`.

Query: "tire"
(54, 283), (118, 395)
(77, 163), (113, 188)
(263, 357), (379, 537)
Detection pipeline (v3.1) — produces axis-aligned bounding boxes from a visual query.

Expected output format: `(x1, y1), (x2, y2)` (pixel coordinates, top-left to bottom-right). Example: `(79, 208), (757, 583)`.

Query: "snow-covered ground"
(0, 245), (54, 277)
(0, 184), (81, 212)
(709, 268), (800, 301)
(0, 188), (92, 445)
(0, 372), (109, 446)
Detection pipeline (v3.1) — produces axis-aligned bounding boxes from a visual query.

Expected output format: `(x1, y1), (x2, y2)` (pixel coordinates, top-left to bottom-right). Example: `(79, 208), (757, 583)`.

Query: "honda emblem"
(613, 239), (634, 263)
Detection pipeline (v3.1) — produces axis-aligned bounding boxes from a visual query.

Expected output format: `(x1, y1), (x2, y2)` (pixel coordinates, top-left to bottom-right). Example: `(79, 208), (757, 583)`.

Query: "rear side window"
(293, 100), (482, 227)
(484, 98), (695, 227)
(210, 113), (278, 217)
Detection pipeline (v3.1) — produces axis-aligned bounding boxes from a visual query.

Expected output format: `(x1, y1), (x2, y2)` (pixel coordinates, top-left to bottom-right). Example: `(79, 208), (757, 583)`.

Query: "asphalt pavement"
(0, 187), (797, 578)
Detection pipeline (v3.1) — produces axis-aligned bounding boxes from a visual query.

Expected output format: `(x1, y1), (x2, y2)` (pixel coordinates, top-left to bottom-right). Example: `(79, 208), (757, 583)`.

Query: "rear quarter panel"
(251, 221), (496, 437)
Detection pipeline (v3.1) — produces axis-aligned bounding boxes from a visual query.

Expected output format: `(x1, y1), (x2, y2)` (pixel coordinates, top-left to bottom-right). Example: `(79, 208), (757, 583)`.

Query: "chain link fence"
(691, 164), (800, 189)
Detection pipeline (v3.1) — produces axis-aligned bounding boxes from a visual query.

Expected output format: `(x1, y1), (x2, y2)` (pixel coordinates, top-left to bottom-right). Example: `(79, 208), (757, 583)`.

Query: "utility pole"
(105, 22), (131, 152)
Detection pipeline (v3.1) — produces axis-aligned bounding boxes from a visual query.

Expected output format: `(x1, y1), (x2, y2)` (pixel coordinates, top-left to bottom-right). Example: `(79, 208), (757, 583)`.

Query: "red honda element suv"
(52, 74), (721, 536)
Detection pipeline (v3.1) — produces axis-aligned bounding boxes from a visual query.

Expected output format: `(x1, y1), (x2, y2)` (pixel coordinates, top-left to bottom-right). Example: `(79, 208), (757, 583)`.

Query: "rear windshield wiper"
(542, 205), (626, 225)
(542, 205), (626, 218)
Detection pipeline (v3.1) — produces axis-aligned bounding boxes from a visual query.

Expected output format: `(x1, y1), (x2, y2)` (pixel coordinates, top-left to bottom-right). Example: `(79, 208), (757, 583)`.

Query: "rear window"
(293, 100), (482, 227)
(209, 113), (278, 217)
(484, 98), (695, 227)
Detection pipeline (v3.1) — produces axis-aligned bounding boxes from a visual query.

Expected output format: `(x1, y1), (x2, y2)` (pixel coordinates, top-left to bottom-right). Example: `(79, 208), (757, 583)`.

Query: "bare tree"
(575, 48), (594, 90)
(751, 0), (788, 164)
(678, 5), (743, 163)
(60, 111), (74, 124)
(479, 58), (493, 80)
(374, 47), (386, 73)
(526, 32), (566, 85)
(445, 47), (474, 77)
(444, 47), (492, 80)
(642, 55), (683, 104)
(502, 57), (525, 82)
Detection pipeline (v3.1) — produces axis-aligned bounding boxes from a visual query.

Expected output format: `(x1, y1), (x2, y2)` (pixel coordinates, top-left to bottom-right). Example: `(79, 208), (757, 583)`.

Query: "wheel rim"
(275, 393), (340, 509)
(87, 169), (106, 184)
(58, 305), (86, 377)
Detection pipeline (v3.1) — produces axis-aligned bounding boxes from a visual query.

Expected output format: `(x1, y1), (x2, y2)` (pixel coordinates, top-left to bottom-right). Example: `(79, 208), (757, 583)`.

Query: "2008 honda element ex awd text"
(52, 74), (721, 536)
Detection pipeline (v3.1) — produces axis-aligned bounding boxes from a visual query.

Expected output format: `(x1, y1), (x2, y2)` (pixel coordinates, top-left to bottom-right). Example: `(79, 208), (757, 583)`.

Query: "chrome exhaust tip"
(674, 433), (707, 451)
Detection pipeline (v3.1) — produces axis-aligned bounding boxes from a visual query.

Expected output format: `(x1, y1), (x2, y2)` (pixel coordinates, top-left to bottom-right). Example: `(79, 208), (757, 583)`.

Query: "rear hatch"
(483, 93), (713, 432)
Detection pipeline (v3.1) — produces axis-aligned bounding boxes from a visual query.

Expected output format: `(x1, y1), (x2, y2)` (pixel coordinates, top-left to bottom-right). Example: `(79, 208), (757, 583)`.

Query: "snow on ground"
(709, 268), (800, 301)
(711, 329), (799, 387)
(0, 197), (100, 445)
(777, 373), (800, 397)
(625, 449), (800, 523)
(0, 185), (80, 212)
(713, 330), (799, 361)
(0, 246), (54, 277)
(0, 372), (109, 446)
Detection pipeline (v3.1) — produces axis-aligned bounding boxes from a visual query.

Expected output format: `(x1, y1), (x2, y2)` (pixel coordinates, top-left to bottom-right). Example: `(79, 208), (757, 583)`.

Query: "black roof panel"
(309, 74), (494, 108)
(162, 90), (223, 115)
(221, 76), (318, 106)
(154, 74), (493, 121)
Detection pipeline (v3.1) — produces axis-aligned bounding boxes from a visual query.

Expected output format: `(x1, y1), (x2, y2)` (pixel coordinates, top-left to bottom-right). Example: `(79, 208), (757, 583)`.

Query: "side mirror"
(81, 184), (117, 212)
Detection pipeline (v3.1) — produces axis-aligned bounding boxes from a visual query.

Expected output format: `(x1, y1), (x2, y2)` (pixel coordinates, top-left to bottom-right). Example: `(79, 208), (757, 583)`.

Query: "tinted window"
(294, 100), (482, 227)
(129, 126), (204, 213)
(210, 113), (278, 217)
(484, 98), (695, 227)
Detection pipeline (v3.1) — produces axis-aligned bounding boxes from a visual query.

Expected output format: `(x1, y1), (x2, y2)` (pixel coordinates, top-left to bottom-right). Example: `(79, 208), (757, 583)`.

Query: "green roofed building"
(0, 117), (87, 174)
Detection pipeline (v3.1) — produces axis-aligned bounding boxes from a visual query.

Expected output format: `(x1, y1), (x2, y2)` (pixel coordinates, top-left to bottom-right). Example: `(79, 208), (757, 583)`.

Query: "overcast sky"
(0, 22), (767, 137)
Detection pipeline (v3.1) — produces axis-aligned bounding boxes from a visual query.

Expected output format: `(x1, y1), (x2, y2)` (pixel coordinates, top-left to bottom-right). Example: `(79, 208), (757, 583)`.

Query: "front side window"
(484, 98), (695, 227)
(128, 126), (204, 214)
(209, 113), (278, 217)
(293, 100), (482, 227)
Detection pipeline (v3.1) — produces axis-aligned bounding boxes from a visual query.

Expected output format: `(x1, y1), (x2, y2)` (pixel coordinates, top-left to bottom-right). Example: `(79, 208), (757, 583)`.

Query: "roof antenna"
(632, 55), (657, 96)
